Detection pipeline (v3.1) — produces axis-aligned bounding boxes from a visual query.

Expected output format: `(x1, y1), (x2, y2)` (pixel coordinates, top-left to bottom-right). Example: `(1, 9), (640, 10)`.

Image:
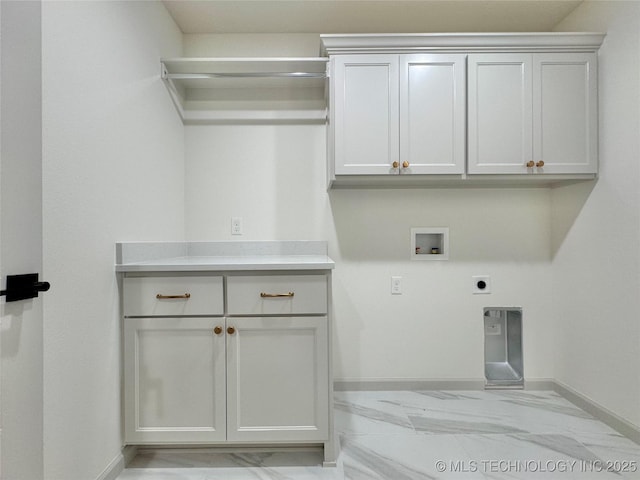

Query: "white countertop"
(115, 241), (335, 272)
(116, 254), (334, 272)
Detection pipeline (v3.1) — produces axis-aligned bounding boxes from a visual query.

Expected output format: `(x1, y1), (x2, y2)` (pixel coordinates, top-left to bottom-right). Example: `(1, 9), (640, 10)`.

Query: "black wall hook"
(0, 273), (50, 302)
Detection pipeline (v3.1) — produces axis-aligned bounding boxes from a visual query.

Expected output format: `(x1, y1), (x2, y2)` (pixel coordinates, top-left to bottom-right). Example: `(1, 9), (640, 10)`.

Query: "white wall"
(185, 33), (321, 57)
(185, 102), (555, 384)
(41, 2), (183, 479)
(551, 2), (640, 428)
(1, 2), (44, 479)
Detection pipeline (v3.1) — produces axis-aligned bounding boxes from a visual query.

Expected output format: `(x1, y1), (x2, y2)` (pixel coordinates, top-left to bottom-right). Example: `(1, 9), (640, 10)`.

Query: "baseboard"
(94, 453), (123, 480)
(523, 378), (556, 390)
(95, 446), (137, 480)
(334, 378), (485, 391)
(122, 445), (138, 467)
(552, 380), (640, 445)
(334, 377), (556, 392)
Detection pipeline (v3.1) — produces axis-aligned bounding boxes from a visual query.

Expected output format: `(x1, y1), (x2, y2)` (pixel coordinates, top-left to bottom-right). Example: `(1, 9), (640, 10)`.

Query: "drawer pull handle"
(260, 292), (294, 298)
(156, 293), (191, 299)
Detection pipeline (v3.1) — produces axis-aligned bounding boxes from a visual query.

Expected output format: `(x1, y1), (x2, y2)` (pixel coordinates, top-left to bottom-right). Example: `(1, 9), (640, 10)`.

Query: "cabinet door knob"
(536, 160), (545, 168)
(227, 326), (236, 335)
(526, 161), (535, 168)
(213, 326), (223, 335)
(402, 161), (409, 168)
(392, 161), (399, 168)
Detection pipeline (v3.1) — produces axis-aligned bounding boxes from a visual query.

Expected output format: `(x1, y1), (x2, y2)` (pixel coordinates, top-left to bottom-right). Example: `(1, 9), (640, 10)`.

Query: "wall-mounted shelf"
(161, 57), (329, 124)
(411, 227), (449, 260)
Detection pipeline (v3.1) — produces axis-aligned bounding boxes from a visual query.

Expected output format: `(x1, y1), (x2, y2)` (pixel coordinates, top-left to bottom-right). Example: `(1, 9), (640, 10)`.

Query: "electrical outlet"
(472, 275), (491, 294)
(391, 276), (402, 295)
(231, 217), (243, 235)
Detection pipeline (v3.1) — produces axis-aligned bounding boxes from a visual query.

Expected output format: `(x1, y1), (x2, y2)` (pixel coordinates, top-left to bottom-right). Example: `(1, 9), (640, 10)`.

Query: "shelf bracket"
(160, 62), (186, 122)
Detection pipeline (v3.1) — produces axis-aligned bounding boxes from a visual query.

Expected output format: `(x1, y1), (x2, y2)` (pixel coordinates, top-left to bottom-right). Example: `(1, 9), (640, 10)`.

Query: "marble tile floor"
(116, 390), (640, 480)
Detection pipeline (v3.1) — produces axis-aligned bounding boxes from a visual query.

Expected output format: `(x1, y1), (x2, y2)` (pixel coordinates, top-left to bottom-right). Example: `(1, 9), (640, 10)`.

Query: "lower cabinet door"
(225, 317), (329, 442)
(124, 317), (226, 443)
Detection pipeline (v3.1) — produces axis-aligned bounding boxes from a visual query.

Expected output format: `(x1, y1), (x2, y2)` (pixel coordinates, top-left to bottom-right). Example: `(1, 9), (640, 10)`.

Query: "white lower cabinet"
(125, 316), (328, 444)
(124, 317), (227, 443)
(123, 272), (332, 455)
(226, 316), (328, 442)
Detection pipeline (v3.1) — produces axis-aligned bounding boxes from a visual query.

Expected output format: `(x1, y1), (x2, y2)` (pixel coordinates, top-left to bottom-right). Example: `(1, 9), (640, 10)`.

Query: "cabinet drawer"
(123, 275), (224, 317)
(227, 275), (327, 315)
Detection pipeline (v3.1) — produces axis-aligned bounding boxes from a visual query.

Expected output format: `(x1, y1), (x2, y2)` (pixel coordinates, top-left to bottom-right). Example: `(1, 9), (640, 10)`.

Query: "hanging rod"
(163, 71), (326, 80)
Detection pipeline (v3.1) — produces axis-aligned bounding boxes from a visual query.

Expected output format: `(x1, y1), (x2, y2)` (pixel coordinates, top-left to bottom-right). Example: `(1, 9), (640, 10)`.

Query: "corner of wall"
(550, 0), (640, 429)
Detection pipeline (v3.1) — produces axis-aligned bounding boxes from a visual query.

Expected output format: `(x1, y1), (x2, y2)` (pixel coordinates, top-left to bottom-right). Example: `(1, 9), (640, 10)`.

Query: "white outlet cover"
(231, 217), (243, 235)
(472, 275), (491, 294)
(391, 276), (402, 295)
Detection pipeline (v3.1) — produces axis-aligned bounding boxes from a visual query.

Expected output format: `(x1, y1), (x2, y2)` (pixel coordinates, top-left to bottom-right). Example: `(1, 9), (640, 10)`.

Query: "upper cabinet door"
(533, 53), (598, 174)
(400, 54), (466, 174)
(332, 55), (400, 175)
(468, 54), (533, 174)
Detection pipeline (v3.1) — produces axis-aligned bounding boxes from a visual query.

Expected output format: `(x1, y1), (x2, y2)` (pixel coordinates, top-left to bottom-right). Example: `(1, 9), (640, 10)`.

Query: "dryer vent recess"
(484, 307), (523, 389)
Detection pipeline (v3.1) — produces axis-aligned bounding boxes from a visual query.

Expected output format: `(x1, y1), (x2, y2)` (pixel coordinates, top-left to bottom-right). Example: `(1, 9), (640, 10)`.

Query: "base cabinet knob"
(227, 326), (236, 335)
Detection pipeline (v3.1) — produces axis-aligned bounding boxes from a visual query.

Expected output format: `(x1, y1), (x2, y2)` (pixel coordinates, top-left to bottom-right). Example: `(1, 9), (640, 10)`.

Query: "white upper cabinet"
(322, 33), (604, 186)
(400, 54), (466, 174)
(331, 54), (465, 176)
(534, 53), (598, 174)
(332, 55), (399, 175)
(468, 54), (533, 174)
(468, 52), (597, 174)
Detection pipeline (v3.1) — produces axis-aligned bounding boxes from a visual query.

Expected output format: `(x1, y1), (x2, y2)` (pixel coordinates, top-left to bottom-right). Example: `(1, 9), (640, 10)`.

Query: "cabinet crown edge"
(320, 32), (605, 55)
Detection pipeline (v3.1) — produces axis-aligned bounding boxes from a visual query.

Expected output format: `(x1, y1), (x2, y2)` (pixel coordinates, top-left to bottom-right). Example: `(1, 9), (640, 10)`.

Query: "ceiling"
(162, 0), (584, 34)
